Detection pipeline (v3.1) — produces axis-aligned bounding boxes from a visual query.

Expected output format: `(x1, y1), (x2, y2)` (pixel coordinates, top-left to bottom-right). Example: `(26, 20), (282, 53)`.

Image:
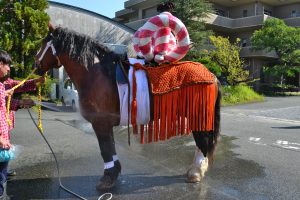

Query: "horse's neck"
(59, 54), (88, 92)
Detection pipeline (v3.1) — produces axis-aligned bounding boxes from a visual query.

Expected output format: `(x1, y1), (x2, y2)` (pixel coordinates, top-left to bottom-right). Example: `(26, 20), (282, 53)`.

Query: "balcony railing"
(124, 0), (146, 8)
(125, 18), (149, 30)
(115, 8), (135, 18)
(202, 45), (278, 59)
(205, 14), (273, 30)
(284, 16), (300, 27)
(240, 47), (278, 58)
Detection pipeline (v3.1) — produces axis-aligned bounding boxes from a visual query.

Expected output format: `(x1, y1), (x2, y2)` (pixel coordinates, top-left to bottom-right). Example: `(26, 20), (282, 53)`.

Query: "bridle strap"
(38, 40), (61, 67)
(38, 41), (54, 61)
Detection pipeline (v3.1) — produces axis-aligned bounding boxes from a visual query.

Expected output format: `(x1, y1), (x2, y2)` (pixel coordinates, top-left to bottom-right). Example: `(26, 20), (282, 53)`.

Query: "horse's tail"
(207, 80), (221, 165)
(213, 80), (222, 140)
(192, 80), (221, 166)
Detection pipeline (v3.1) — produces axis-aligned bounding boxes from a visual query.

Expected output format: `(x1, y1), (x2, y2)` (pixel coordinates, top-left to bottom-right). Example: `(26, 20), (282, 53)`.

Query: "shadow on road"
(272, 126), (300, 129)
(7, 174), (185, 200)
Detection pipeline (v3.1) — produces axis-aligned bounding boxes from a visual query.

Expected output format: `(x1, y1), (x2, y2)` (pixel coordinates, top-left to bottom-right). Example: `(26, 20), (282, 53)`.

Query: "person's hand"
(5, 89), (14, 96)
(19, 98), (35, 108)
(35, 76), (45, 85)
(0, 135), (11, 150)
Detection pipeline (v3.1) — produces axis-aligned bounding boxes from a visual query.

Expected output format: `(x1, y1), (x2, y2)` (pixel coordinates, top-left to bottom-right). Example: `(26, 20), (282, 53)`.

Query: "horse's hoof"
(96, 165), (120, 191)
(186, 165), (201, 183)
(186, 158), (208, 183)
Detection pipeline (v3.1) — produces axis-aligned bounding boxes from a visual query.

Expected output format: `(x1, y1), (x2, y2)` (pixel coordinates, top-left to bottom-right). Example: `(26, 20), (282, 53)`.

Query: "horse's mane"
(52, 27), (121, 69)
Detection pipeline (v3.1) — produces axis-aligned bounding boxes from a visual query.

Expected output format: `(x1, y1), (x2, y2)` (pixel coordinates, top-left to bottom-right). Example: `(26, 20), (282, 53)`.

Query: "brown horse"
(35, 26), (221, 191)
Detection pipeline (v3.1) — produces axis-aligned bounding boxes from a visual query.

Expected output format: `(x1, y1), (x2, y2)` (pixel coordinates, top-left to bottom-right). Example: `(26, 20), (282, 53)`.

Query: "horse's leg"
(92, 123), (121, 191)
(111, 133), (122, 173)
(186, 132), (210, 183)
(186, 81), (221, 183)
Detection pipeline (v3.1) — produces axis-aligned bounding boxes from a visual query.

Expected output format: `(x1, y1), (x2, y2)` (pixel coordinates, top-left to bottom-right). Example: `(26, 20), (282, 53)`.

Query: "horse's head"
(35, 23), (62, 75)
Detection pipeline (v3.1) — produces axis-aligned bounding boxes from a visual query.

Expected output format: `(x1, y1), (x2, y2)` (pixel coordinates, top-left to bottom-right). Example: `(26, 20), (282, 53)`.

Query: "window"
(264, 9), (272, 16)
(142, 6), (157, 18)
(216, 9), (225, 17)
(64, 79), (72, 89)
(243, 10), (248, 17)
(291, 10), (297, 17)
(241, 38), (247, 47)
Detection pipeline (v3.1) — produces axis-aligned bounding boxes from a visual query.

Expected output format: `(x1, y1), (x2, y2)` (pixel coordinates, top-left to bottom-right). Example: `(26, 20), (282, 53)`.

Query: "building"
(114, 0), (300, 90)
(47, 1), (135, 99)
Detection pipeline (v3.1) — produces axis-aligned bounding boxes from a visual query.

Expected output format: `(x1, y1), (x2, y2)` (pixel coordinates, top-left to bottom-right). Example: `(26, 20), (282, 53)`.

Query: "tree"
(209, 36), (249, 85)
(196, 57), (222, 77)
(166, 0), (213, 55)
(251, 18), (300, 84)
(0, 0), (49, 78)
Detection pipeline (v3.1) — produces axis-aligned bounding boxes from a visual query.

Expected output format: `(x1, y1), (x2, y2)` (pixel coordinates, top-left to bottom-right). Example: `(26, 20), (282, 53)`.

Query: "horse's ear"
(48, 22), (55, 33)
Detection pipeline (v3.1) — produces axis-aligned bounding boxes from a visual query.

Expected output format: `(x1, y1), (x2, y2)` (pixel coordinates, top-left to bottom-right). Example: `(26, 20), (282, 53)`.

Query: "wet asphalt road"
(7, 96), (300, 200)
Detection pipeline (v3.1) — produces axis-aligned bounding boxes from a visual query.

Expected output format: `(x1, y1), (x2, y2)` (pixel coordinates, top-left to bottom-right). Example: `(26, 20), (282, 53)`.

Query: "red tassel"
(140, 125), (144, 144)
(148, 121), (153, 143)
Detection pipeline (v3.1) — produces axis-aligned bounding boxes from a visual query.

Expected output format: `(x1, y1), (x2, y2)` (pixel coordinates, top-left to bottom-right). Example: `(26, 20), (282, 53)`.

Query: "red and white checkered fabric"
(133, 12), (190, 63)
(0, 83), (9, 142)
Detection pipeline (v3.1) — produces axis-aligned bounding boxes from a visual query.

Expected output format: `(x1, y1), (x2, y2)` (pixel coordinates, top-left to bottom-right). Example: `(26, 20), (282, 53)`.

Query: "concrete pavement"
(7, 96), (300, 200)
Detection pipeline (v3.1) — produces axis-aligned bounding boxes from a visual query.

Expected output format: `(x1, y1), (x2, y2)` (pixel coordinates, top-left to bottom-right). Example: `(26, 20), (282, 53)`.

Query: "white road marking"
(222, 112), (300, 124)
(274, 140), (300, 150)
(248, 137), (267, 145)
(249, 137), (261, 142)
(247, 137), (300, 151)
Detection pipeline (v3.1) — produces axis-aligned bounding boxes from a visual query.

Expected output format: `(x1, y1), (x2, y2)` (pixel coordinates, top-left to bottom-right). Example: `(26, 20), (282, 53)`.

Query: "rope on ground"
(27, 108), (113, 200)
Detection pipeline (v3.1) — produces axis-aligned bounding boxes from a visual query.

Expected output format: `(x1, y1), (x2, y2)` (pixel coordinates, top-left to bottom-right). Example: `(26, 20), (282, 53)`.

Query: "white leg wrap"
(104, 161), (114, 170)
(113, 155), (119, 162)
(194, 148), (205, 167)
(117, 84), (129, 125)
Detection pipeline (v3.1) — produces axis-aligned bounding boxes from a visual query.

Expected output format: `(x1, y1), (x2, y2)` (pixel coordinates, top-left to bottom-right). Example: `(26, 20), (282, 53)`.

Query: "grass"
(221, 85), (264, 106)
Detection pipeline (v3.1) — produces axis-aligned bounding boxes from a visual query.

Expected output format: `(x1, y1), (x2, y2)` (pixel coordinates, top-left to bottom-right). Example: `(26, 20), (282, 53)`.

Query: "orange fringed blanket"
(147, 61), (215, 94)
(131, 61), (217, 144)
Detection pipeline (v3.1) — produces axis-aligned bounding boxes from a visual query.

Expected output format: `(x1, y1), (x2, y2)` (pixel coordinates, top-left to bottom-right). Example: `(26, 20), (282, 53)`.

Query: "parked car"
(61, 78), (79, 111)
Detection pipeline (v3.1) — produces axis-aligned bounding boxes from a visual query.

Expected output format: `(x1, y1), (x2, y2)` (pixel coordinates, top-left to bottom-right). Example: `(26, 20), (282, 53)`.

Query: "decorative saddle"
(129, 61), (217, 144)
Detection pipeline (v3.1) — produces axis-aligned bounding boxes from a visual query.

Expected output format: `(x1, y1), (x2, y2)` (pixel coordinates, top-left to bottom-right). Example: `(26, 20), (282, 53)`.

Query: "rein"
(5, 68), (42, 126)
(6, 68), (44, 133)
(37, 83), (43, 133)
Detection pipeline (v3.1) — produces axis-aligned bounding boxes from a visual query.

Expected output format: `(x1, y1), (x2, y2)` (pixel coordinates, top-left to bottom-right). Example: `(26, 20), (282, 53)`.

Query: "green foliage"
(165, 0), (213, 51)
(0, 0), (49, 78)
(41, 75), (57, 98)
(222, 85), (264, 106)
(251, 18), (300, 81)
(32, 74), (57, 98)
(209, 36), (249, 85)
(192, 56), (222, 76)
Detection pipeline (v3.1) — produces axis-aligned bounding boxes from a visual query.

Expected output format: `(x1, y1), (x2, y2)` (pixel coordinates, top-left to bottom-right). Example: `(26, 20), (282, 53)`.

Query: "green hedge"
(222, 85), (264, 106)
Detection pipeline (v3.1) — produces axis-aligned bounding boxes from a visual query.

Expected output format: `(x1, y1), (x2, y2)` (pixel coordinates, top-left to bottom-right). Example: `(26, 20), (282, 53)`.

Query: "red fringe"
(139, 84), (216, 143)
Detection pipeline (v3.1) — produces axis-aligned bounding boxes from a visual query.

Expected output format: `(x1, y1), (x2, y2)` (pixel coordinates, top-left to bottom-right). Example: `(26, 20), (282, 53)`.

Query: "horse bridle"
(36, 40), (62, 68)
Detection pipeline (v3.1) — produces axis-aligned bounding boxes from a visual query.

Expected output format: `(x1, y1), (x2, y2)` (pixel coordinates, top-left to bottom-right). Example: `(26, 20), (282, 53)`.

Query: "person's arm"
(5, 97), (35, 111)
(13, 77), (45, 93)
